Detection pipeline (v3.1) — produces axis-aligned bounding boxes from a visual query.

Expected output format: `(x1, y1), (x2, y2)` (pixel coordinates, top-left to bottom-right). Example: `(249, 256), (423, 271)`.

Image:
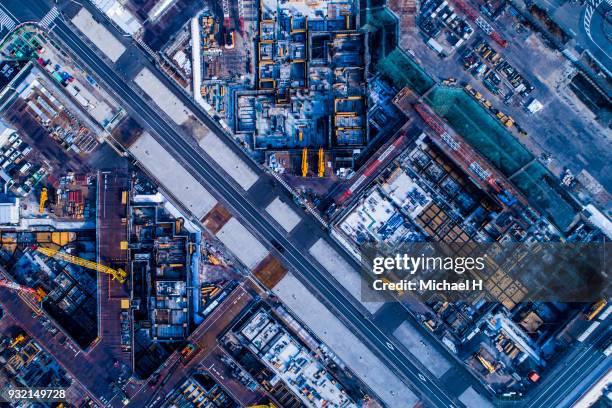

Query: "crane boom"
(36, 247), (127, 283)
(318, 148), (324, 177)
(301, 148), (308, 177)
(0, 279), (37, 296)
(0, 279), (46, 302)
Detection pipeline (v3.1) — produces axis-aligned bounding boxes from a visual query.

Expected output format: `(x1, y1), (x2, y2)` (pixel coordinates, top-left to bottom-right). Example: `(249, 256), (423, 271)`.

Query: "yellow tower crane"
(9, 334), (26, 348)
(39, 188), (48, 214)
(301, 148), (308, 177)
(36, 247), (127, 283)
(317, 148), (324, 177)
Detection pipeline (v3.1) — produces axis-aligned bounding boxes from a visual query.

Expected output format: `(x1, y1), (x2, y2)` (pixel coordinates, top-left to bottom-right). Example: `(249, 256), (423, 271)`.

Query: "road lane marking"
(51, 22), (455, 408)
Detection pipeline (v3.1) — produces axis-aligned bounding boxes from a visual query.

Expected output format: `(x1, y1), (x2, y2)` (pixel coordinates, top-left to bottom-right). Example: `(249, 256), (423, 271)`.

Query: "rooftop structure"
(91, 0), (142, 35)
(236, 307), (357, 408)
(0, 194), (20, 225)
(234, 0), (368, 174)
(166, 374), (239, 407)
(130, 203), (192, 342)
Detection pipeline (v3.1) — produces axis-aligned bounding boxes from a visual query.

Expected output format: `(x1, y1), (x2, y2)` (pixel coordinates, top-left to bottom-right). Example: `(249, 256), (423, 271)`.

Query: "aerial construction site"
(0, 0), (609, 407)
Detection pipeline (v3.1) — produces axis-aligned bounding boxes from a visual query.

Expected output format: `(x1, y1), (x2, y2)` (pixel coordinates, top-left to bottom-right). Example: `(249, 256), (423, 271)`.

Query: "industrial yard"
(0, 0), (609, 407)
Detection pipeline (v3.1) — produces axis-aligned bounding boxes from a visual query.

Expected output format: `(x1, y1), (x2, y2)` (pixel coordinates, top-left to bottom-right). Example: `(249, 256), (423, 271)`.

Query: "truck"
(180, 343), (198, 364)
(586, 298), (607, 321)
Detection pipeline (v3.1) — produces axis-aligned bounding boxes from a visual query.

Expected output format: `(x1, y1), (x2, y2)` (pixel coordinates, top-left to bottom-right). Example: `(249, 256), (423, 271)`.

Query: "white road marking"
(39, 7), (60, 29)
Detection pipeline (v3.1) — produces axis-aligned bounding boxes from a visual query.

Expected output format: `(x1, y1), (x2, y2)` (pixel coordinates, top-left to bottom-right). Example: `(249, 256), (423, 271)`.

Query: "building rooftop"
(239, 308), (357, 408)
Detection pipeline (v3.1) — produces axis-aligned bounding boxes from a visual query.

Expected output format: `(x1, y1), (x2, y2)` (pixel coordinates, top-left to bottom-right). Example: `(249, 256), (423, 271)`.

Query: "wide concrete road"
(524, 320), (611, 408)
(1, 1), (460, 407)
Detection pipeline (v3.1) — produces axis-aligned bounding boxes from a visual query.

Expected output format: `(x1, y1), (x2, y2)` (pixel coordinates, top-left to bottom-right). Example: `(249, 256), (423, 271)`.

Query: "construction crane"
(36, 247), (127, 284)
(0, 279), (46, 301)
(448, 0), (507, 47)
(39, 188), (48, 214)
(317, 148), (325, 177)
(249, 404), (277, 408)
(9, 334), (26, 348)
(301, 148), (308, 177)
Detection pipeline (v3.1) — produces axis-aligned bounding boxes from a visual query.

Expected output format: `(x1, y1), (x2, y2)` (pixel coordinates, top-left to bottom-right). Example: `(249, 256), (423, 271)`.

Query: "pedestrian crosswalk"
(39, 6), (60, 29)
(0, 8), (16, 32)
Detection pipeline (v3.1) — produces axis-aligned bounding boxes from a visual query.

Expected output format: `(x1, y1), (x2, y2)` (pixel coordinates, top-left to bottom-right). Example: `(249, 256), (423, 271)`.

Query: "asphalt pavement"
(524, 322), (611, 408)
(0, 1), (465, 407)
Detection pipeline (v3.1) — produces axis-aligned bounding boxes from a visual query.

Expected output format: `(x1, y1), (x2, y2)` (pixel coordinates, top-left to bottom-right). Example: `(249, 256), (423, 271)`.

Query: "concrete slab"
(198, 130), (259, 190)
(133, 68), (190, 125)
(273, 273), (420, 408)
(265, 197), (301, 232)
(129, 132), (217, 219)
(71, 9), (126, 63)
(459, 386), (494, 408)
(215, 218), (268, 268)
(309, 238), (384, 314)
(393, 322), (451, 378)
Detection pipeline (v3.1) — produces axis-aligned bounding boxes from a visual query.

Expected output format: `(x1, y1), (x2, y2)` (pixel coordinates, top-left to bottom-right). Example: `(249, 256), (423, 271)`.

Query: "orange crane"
(301, 148), (308, 177)
(317, 148), (325, 177)
(36, 247), (127, 283)
(0, 279), (46, 301)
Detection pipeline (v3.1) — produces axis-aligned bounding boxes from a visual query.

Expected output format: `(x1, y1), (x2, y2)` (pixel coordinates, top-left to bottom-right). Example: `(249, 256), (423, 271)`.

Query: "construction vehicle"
(476, 353), (496, 374)
(180, 343), (198, 364)
(39, 188), (48, 214)
(175, 218), (184, 233)
(36, 247), (127, 283)
(381, 277), (404, 296)
(249, 404), (277, 408)
(586, 299), (607, 321)
(0, 279), (46, 301)
(317, 148), (324, 177)
(301, 148), (308, 177)
(208, 254), (222, 265)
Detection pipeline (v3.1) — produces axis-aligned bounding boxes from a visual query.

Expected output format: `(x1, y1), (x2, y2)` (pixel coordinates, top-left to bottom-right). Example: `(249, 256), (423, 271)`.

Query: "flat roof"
(129, 132), (217, 219)
(215, 218), (268, 268)
(71, 8), (126, 63)
(273, 272), (420, 408)
(197, 129), (259, 191)
(265, 197), (301, 232)
(133, 68), (190, 125)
